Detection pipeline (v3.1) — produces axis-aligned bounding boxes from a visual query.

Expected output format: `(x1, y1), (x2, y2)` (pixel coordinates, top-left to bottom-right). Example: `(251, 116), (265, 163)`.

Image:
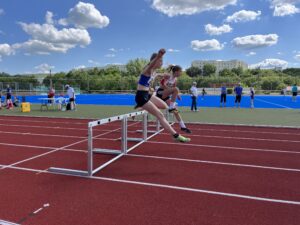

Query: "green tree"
(186, 66), (202, 77)
(203, 64), (216, 76)
(126, 58), (148, 77)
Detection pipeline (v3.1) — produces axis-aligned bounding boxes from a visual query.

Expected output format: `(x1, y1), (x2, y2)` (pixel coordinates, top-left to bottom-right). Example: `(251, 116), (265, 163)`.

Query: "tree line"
(1, 59), (300, 93)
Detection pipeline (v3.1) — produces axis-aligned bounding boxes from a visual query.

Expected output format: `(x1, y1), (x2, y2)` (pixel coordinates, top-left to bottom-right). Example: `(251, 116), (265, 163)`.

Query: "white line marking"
(0, 130), (118, 141)
(0, 219), (20, 225)
(1, 139), (300, 156)
(255, 98), (292, 109)
(147, 141), (300, 154)
(1, 142), (299, 172)
(127, 154), (300, 172)
(0, 123), (87, 131)
(0, 122), (139, 172)
(174, 127), (300, 136)
(33, 208), (43, 214)
(188, 121), (300, 129)
(3, 164), (300, 206)
(159, 133), (300, 143)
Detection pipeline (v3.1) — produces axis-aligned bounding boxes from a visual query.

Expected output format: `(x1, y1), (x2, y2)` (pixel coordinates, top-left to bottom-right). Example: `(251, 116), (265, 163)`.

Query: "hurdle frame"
(48, 110), (164, 177)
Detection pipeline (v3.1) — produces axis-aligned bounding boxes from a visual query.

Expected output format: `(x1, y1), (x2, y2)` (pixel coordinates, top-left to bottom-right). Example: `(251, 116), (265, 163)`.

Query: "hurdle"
(48, 110), (163, 177)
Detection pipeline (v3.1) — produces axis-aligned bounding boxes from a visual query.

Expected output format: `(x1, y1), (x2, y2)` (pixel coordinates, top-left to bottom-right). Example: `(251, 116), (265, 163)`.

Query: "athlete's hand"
(158, 48), (166, 57)
(177, 94), (182, 101)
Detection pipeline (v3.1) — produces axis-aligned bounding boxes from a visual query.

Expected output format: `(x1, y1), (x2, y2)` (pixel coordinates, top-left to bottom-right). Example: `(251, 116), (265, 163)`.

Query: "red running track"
(0, 115), (299, 225)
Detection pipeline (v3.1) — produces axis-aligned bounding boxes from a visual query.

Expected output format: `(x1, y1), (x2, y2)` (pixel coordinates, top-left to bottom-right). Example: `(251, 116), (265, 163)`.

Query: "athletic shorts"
(156, 88), (170, 102)
(6, 94), (11, 100)
(220, 93), (226, 103)
(135, 90), (152, 107)
(69, 98), (75, 102)
(235, 95), (242, 103)
(292, 92), (298, 96)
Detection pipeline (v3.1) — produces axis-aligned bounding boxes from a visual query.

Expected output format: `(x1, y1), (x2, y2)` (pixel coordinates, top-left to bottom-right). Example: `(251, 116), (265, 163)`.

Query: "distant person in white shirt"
(190, 82), (198, 112)
(65, 84), (76, 110)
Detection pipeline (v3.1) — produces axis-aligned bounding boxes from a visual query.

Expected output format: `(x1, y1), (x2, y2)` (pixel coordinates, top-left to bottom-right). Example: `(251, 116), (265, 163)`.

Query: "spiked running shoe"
(175, 135), (191, 143)
(181, 127), (192, 134)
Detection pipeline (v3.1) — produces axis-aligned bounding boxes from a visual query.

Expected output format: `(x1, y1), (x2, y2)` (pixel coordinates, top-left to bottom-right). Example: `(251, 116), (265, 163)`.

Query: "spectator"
(47, 86), (55, 104)
(13, 96), (19, 107)
(190, 82), (198, 112)
(291, 84), (298, 102)
(250, 87), (255, 108)
(234, 83), (243, 108)
(0, 89), (2, 109)
(201, 88), (206, 100)
(65, 84), (76, 110)
(220, 84), (227, 107)
(56, 93), (66, 111)
(6, 85), (13, 109)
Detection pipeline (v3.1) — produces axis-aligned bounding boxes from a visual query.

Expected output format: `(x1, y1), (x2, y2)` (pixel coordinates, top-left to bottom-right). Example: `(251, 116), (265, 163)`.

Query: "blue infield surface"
(20, 94), (300, 109)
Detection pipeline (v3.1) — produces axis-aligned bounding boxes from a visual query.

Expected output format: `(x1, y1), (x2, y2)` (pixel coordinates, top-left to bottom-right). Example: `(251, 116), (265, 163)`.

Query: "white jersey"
(190, 86), (198, 97)
(67, 87), (75, 99)
(162, 75), (177, 88)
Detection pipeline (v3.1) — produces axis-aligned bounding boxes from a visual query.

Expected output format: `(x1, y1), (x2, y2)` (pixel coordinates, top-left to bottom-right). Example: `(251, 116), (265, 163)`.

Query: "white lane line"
(127, 154), (300, 172)
(0, 122), (139, 172)
(3, 164), (300, 206)
(0, 219), (20, 225)
(172, 127), (300, 136)
(0, 130), (119, 141)
(147, 141), (300, 154)
(0, 117), (88, 125)
(255, 98), (292, 109)
(158, 133), (300, 143)
(1, 143), (299, 172)
(188, 121), (300, 129)
(1, 139), (300, 156)
(0, 123), (87, 131)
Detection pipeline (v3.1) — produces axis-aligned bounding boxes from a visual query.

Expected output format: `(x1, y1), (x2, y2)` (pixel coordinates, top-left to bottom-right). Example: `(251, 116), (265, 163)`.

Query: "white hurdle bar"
(48, 110), (163, 177)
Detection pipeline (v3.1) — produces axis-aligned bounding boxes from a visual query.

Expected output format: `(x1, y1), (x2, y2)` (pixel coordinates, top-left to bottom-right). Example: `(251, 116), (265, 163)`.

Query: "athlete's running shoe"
(175, 135), (191, 143)
(181, 127), (192, 134)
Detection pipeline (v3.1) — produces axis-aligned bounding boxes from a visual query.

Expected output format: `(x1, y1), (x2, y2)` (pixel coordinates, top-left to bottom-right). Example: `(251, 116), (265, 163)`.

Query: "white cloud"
(232, 34), (278, 49)
(34, 63), (55, 73)
(0, 9), (4, 15)
(151, 0), (237, 17)
(74, 65), (86, 70)
(105, 53), (116, 57)
(246, 51), (256, 56)
(88, 59), (100, 65)
(249, 58), (288, 69)
(0, 44), (15, 61)
(225, 10), (261, 23)
(295, 54), (300, 61)
(191, 39), (224, 51)
(19, 22), (91, 46)
(205, 24), (232, 35)
(109, 48), (117, 52)
(0, 44), (15, 56)
(15, 19), (91, 54)
(13, 40), (75, 55)
(59, 2), (109, 29)
(168, 49), (180, 52)
(45, 11), (54, 24)
(273, 3), (299, 16)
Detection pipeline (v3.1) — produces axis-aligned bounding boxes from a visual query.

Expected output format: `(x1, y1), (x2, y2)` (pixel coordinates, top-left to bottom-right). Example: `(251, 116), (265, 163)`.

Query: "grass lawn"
(0, 104), (299, 127)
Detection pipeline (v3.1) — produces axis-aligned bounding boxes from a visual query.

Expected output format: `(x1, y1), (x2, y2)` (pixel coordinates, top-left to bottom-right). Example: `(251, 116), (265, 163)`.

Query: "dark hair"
(168, 65), (182, 73)
(150, 53), (158, 61)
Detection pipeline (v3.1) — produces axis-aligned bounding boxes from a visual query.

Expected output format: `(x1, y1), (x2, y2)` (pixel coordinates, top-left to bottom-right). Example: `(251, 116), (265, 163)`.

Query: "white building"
(191, 60), (248, 74)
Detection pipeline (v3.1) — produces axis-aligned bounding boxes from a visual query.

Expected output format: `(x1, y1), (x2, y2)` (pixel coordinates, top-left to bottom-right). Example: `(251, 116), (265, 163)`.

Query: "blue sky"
(0, 0), (300, 74)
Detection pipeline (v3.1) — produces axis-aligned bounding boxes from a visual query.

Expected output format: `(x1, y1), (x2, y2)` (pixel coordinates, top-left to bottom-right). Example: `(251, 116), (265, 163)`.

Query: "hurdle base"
(136, 129), (157, 134)
(127, 137), (144, 142)
(48, 167), (88, 176)
(93, 148), (122, 155)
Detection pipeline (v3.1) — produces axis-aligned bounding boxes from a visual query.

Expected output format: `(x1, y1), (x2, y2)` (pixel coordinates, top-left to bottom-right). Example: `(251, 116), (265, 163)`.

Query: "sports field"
(0, 103), (299, 225)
